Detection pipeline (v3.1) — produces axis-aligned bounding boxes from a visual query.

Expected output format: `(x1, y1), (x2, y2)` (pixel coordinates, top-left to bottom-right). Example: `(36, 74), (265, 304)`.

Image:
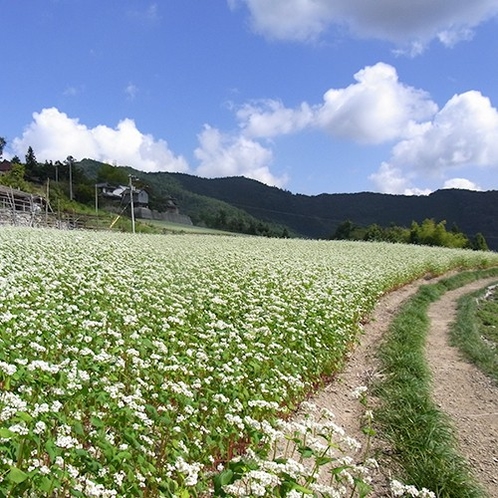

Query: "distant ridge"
(76, 160), (498, 250)
(168, 173), (498, 250)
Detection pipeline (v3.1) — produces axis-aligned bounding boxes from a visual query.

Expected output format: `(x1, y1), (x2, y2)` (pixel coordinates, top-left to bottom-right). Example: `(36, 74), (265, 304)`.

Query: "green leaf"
(290, 483), (313, 494)
(73, 422), (85, 436)
(330, 464), (351, 476)
(217, 469), (234, 487)
(213, 469), (234, 495)
(315, 456), (333, 466)
(297, 445), (314, 458)
(113, 451), (132, 462)
(7, 467), (29, 484)
(90, 416), (104, 428)
(16, 411), (32, 423)
(45, 439), (57, 461)
(0, 428), (14, 439)
(168, 480), (179, 494)
(39, 476), (55, 493)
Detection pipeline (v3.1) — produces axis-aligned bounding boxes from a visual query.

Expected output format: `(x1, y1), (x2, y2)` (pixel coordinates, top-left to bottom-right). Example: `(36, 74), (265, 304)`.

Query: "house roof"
(0, 160), (13, 172)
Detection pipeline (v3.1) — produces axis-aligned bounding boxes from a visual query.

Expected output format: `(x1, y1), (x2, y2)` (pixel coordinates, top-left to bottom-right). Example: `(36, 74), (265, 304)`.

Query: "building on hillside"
(95, 182), (149, 206)
(95, 181), (192, 226)
(0, 160), (13, 175)
(95, 182), (128, 200)
(122, 187), (149, 207)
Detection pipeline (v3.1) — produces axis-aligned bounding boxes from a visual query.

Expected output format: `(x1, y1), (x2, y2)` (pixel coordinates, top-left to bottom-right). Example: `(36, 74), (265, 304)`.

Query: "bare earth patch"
(294, 276), (498, 496)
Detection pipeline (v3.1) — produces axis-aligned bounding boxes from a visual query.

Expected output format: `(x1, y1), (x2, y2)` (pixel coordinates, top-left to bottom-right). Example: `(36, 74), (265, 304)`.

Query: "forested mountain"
(77, 160), (498, 249)
(166, 173), (498, 250)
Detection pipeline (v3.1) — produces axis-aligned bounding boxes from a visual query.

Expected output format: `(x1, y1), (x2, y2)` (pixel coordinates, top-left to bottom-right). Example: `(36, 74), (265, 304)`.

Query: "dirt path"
(426, 278), (498, 497)
(297, 276), (498, 496)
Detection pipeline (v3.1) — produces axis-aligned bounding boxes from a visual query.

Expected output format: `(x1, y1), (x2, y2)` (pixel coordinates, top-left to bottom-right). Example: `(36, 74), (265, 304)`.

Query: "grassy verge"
(144, 218), (240, 235)
(450, 282), (498, 384)
(374, 268), (498, 497)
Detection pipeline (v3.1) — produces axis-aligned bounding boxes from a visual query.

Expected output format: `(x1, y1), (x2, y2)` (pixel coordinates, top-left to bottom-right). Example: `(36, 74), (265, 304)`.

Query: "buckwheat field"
(1, 227), (497, 497)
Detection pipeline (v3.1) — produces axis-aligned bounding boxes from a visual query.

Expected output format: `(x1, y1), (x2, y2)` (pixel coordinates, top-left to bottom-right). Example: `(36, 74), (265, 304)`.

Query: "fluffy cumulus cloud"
(13, 62), (498, 194)
(316, 63), (437, 143)
(236, 99), (314, 138)
(230, 0), (498, 52)
(233, 63), (436, 145)
(194, 125), (287, 187)
(12, 108), (189, 173)
(197, 63), (437, 188)
(225, 62), (498, 194)
(370, 91), (498, 193)
(443, 178), (483, 190)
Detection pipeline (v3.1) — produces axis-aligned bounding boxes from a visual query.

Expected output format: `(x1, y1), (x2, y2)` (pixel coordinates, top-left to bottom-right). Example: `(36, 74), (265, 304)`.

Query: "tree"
(25, 146), (37, 168)
(97, 163), (129, 185)
(331, 220), (355, 240)
(0, 163), (29, 191)
(472, 233), (489, 251)
(0, 136), (6, 158)
(24, 146), (39, 181)
(363, 224), (384, 242)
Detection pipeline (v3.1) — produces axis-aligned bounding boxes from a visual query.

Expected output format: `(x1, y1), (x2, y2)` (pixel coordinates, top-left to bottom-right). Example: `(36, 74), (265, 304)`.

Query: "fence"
(0, 186), (84, 230)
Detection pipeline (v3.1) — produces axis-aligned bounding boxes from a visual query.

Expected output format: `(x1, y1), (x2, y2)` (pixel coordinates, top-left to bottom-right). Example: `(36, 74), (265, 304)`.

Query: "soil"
(296, 276), (498, 497)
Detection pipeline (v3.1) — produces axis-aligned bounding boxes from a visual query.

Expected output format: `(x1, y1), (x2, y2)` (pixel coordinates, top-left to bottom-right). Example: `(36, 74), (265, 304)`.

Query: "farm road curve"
(296, 275), (498, 496)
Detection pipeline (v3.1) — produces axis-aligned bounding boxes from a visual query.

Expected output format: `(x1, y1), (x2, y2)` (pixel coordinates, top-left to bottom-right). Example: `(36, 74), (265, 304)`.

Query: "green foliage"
(0, 163), (30, 191)
(332, 220), (356, 240)
(375, 270), (498, 497)
(451, 282), (498, 382)
(75, 160), (295, 237)
(97, 163), (130, 185)
(472, 233), (489, 251)
(24, 146), (37, 177)
(198, 207), (290, 237)
(330, 218), (487, 250)
(409, 219), (469, 248)
(0, 136), (6, 157)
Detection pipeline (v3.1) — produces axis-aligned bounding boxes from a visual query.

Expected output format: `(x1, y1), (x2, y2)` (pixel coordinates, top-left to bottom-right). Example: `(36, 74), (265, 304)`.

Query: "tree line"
(0, 146), (97, 205)
(0, 142), (291, 237)
(330, 218), (489, 250)
(0, 139), (492, 246)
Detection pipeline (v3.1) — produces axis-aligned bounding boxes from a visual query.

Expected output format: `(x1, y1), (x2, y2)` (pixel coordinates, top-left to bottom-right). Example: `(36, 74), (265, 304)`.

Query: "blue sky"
(1, 1), (498, 195)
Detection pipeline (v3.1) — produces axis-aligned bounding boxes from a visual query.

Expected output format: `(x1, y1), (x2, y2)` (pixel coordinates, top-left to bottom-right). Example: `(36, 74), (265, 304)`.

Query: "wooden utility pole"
(129, 174), (136, 234)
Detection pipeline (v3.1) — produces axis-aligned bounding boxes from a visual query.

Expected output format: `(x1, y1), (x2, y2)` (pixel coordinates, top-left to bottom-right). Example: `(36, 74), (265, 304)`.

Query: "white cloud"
(368, 162), (412, 195)
(387, 91), (498, 171)
(368, 162), (432, 195)
(12, 107), (189, 173)
(221, 62), (498, 194)
(232, 63), (437, 145)
(231, 0), (498, 51)
(229, 0), (332, 42)
(370, 90), (498, 193)
(124, 83), (139, 101)
(127, 3), (161, 25)
(443, 178), (482, 190)
(194, 125), (288, 187)
(63, 86), (80, 97)
(236, 99), (313, 138)
(316, 63), (437, 143)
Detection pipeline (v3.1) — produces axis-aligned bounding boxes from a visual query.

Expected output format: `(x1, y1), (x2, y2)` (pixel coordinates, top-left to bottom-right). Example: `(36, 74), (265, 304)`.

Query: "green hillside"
(2, 155), (496, 248)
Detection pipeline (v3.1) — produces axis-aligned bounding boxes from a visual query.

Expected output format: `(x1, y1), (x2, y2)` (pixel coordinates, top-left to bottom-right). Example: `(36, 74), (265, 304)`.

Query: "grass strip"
(374, 268), (498, 498)
(450, 283), (498, 384)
